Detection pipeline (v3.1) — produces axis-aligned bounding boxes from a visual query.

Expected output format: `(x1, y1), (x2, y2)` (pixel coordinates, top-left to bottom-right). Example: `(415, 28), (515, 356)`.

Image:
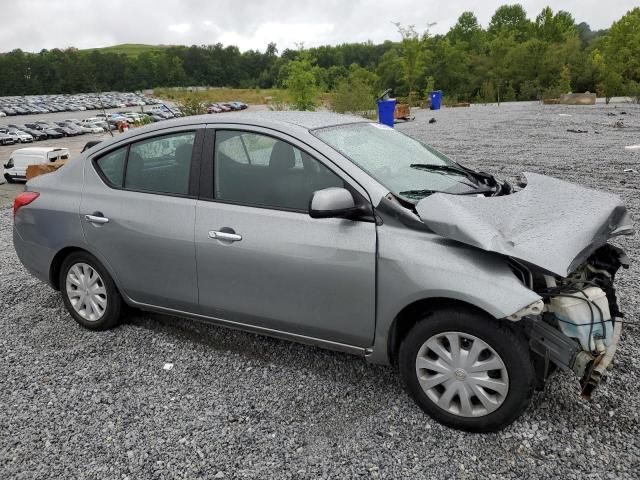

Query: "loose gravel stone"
(1, 102), (639, 479)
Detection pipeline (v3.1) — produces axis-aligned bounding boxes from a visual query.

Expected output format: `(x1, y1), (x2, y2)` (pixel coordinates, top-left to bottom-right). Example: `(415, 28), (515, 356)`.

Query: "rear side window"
(125, 132), (195, 195)
(96, 147), (127, 186)
(94, 132), (196, 195)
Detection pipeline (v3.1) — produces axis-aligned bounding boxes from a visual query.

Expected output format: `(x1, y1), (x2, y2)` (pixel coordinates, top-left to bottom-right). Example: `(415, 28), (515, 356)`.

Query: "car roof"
(143, 111), (369, 132)
(87, 111), (370, 155)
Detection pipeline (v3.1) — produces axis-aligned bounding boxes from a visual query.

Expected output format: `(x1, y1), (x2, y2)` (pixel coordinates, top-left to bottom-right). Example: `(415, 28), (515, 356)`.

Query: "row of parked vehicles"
(0, 106), (185, 145)
(206, 101), (248, 113)
(0, 119), (114, 145)
(0, 93), (161, 117)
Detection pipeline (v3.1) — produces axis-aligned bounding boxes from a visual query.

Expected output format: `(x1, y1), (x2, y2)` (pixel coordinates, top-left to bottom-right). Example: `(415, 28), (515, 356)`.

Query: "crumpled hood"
(415, 172), (633, 276)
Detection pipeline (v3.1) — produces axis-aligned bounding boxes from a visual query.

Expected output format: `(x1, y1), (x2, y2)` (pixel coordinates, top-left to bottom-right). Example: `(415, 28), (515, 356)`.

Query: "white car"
(81, 117), (102, 125)
(0, 111), (6, 117)
(0, 128), (33, 143)
(84, 123), (105, 133)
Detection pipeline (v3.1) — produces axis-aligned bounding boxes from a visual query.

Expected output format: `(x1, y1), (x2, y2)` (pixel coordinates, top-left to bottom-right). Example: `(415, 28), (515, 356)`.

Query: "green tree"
(284, 51), (318, 110)
(393, 23), (428, 104)
(488, 4), (532, 41)
(602, 7), (640, 95)
(558, 65), (572, 93)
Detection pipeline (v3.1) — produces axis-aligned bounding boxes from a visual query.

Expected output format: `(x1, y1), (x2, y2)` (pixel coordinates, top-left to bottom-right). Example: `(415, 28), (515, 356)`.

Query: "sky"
(1, 0), (638, 53)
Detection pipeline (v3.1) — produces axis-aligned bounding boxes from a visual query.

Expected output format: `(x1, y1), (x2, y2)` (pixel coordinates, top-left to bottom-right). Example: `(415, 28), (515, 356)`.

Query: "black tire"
(59, 251), (122, 330)
(5, 174), (14, 184)
(398, 307), (534, 432)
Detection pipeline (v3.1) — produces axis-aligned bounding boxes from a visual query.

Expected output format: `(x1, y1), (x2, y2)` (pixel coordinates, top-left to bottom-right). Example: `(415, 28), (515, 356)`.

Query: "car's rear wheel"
(4, 174), (14, 184)
(59, 252), (122, 330)
(398, 307), (534, 432)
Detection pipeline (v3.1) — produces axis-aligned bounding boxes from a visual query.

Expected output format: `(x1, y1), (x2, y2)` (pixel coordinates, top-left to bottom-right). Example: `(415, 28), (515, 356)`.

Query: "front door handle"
(85, 213), (109, 224)
(209, 230), (242, 242)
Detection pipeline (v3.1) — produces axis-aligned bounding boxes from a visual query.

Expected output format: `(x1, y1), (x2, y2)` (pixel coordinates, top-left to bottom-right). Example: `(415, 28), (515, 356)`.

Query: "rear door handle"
(85, 213), (109, 224)
(209, 230), (242, 242)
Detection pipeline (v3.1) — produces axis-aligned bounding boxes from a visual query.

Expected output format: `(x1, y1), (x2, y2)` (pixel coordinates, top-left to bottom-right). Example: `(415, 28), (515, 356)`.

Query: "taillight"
(13, 192), (40, 218)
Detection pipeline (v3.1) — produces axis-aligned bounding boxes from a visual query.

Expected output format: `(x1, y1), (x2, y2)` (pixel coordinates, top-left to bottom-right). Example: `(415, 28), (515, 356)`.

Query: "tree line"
(1, 5), (639, 103)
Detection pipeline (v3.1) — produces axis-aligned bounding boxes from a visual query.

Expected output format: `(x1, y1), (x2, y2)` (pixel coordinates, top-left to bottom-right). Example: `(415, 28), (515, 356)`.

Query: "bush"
(330, 77), (376, 118)
(178, 96), (207, 116)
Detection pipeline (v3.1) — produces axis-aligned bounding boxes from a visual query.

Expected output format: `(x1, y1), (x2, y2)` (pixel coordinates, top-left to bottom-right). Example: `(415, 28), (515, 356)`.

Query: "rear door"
(81, 127), (204, 311)
(194, 126), (377, 347)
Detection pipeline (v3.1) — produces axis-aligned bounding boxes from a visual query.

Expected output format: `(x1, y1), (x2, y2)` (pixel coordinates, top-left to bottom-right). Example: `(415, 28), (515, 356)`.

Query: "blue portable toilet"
(376, 89), (396, 127)
(430, 90), (442, 110)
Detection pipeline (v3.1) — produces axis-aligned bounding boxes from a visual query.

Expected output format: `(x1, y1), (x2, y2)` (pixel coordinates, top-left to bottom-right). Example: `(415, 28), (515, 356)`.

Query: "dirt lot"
(1, 102), (639, 479)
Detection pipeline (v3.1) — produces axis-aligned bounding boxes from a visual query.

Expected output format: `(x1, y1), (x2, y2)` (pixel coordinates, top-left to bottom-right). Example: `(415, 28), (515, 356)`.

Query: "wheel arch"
(49, 246), (123, 295)
(386, 297), (497, 368)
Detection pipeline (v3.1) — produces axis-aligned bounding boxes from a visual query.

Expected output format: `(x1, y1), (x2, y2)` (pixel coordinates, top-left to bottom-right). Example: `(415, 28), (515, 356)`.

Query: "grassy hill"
(83, 44), (171, 57)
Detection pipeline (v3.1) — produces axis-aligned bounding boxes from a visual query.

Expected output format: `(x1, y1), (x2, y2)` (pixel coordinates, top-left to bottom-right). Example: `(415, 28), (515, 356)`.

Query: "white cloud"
(218, 22), (335, 51)
(0, 0), (638, 53)
(168, 23), (191, 34)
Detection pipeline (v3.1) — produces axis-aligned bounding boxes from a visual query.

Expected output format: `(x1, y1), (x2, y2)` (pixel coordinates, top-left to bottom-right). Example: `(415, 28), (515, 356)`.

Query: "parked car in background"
(56, 122), (86, 135)
(52, 125), (78, 137)
(25, 123), (64, 139)
(0, 132), (16, 145)
(83, 123), (105, 133)
(93, 120), (115, 131)
(8, 124), (48, 141)
(0, 127), (33, 143)
(3, 146), (69, 182)
(81, 117), (102, 125)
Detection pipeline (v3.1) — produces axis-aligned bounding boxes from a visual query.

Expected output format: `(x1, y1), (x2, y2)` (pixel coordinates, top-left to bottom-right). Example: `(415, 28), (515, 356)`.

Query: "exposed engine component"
(528, 243), (628, 397)
(547, 286), (612, 352)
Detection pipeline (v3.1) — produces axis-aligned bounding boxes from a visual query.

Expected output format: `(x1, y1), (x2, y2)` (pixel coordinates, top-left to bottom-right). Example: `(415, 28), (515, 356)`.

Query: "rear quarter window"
(95, 147), (127, 187)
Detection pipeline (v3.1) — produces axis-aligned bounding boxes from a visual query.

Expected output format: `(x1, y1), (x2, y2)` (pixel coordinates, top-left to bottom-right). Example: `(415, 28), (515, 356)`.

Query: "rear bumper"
(13, 225), (54, 286)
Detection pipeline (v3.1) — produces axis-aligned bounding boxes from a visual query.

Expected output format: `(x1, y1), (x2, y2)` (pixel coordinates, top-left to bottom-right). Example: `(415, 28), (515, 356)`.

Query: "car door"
(194, 126), (377, 347)
(81, 127), (204, 311)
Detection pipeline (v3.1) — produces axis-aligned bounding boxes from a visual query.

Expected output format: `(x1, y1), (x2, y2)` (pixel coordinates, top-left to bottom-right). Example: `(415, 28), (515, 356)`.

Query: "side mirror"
(309, 187), (360, 219)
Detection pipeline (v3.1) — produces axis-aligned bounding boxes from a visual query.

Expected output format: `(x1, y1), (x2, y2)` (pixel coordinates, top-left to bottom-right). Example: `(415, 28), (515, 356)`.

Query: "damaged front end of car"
(522, 244), (629, 398)
(415, 172), (634, 398)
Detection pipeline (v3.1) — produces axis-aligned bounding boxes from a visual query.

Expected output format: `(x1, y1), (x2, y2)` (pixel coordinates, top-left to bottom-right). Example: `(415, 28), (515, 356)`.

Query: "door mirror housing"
(309, 187), (360, 219)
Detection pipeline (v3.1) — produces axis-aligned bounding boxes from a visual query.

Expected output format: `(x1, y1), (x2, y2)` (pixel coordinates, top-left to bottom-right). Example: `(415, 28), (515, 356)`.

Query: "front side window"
(214, 130), (343, 211)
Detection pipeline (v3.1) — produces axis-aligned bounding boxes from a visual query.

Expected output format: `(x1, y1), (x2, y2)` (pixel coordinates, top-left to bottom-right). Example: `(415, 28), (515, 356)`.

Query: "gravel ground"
(1, 102), (639, 479)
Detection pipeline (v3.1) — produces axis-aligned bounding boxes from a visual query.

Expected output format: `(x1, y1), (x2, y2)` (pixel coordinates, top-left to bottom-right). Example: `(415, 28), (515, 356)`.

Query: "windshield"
(314, 122), (481, 202)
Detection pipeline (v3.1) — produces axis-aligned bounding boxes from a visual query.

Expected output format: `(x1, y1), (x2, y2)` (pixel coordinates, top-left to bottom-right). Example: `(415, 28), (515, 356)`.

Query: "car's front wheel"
(59, 251), (122, 330)
(399, 307), (534, 432)
(4, 173), (14, 184)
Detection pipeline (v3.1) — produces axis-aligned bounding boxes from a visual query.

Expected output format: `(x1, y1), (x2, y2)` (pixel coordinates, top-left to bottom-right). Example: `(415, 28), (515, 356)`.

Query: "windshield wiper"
(410, 163), (469, 176)
(399, 187), (494, 199)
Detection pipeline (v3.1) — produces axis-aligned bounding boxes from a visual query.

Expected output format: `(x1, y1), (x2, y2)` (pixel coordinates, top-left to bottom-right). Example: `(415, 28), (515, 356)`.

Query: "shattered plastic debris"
(624, 145), (640, 150)
(163, 363), (174, 371)
(415, 172), (632, 277)
(558, 113), (572, 117)
(623, 169), (637, 173)
(429, 117), (437, 124)
(567, 129), (588, 133)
